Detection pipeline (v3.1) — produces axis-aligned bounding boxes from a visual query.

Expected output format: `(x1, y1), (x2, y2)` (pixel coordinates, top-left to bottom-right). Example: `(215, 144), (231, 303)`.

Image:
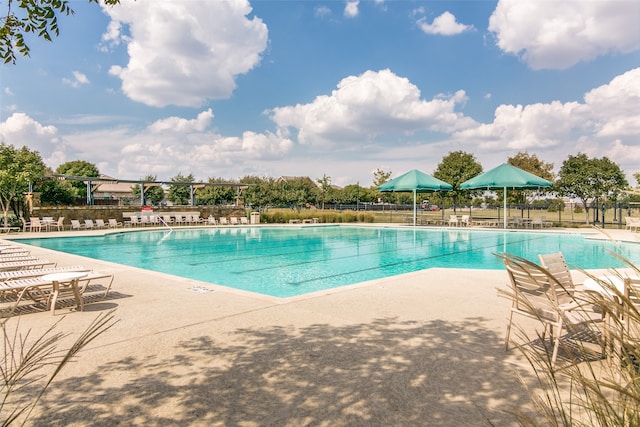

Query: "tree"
(555, 153), (628, 224)
(507, 152), (555, 205)
(167, 173), (195, 205)
(197, 177), (236, 206)
(55, 160), (99, 199)
(0, 143), (46, 226)
(433, 151), (483, 212)
(277, 177), (318, 210)
(508, 152), (554, 181)
(241, 175), (275, 208)
(372, 168), (391, 187)
(37, 177), (75, 206)
(132, 175), (165, 206)
(1, 0), (120, 64)
(372, 168), (393, 203)
(316, 174), (332, 209)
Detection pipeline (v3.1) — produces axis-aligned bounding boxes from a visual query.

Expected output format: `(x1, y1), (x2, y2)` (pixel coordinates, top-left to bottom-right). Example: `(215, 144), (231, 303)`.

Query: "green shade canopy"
(379, 169), (452, 226)
(460, 163), (553, 228)
(460, 163), (553, 190)
(379, 169), (453, 192)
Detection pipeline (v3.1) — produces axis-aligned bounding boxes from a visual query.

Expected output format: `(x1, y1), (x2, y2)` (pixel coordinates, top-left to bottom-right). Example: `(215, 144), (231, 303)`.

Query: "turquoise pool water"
(16, 226), (640, 298)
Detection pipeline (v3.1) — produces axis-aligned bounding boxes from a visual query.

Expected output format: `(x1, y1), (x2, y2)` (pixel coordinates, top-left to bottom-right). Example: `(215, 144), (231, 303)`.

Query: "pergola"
(46, 174), (249, 206)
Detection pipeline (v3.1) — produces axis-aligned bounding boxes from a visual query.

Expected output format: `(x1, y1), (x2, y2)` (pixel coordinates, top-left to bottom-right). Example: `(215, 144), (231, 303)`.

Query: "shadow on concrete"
(28, 316), (535, 426)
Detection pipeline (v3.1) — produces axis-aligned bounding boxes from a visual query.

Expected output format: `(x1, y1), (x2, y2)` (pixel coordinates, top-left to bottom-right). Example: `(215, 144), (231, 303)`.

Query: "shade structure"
(379, 169), (453, 226)
(460, 163), (553, 228)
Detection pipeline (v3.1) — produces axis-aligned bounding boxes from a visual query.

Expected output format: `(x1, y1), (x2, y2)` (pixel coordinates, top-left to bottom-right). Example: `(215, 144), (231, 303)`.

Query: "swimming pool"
(16, 226), (640, 298)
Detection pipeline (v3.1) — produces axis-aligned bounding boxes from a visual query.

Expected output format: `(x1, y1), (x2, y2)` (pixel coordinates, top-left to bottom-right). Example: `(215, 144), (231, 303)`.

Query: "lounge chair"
(531, 217), (544, 228)
(84, 219), (95, 229)
(29, 217), (43, 232)
(174, 215), (184, 225)
(448, 215), (458, 227)
(0, 270), (114, 315)
(70, 219), (84, 231)
(162, 215), (173, 225)
(0, 265), (90, 282)
(0, 259), (57, 272)
(0, 247), (30, 255)
(502, 253), (603, 366)
(108, 219), (123, 228)
(206, 216), (217, 226)
(625, 217), (640, 232)
(0, 255), (38, 262)
(127, 216), (141, 227)
(240, 217), (249, 225)
(538, 252), (585, 299)
(219, 217), (229, 226)
(460, 215), (471, 226)
(51, 217), (65, 231)
(620, 278), (640, 358)
(230, 217), (240, 225)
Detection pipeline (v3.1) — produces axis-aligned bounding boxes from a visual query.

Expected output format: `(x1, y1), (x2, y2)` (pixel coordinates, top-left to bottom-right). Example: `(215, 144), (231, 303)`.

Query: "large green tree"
(197, 177), (236, 206)
(0, 143), (46, 226)
(167, 173), (195, 205)
(507, 152), (555, 205)
(132, 175), (165, 206)
(55, 159), (99, 199)
(433, 151), (483, 212)
(555, 153), (628, 224)
(372, 168), (393, 203)
(37, 169), (75, 206)
(1, 0), (120, 64)
(316, 174), (333, 209)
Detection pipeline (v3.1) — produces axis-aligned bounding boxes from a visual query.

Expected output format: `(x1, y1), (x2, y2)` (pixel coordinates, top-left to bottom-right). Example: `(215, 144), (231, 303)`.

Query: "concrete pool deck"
(2, 225), (638, 426)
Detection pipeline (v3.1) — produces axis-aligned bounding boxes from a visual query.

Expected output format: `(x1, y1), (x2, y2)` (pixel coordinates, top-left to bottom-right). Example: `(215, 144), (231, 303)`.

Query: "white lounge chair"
(108, 219), (123, 228)
(0, 270), (114, 315)
(0, 265), (90, 282)
(219, 217), (229, 226)
(240, 217), (249, 225)
(0, 259), (57, 272)
(51, 217), (65, 231)
(625, 217), (640, 232)
(29, 217), (43, 232)
(230, 217), (240, 225)
(502, 254), (603, 366)
(448, 215), (459, 227)
(95, 219), (107, 228)
(70, 220), (84, 231)
(84, 219), (95, 229)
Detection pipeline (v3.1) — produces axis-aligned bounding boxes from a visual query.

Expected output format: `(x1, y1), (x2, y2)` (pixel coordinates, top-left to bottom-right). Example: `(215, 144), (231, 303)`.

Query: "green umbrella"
(460, 163), (553, 228)
(379, 169), (453, 226)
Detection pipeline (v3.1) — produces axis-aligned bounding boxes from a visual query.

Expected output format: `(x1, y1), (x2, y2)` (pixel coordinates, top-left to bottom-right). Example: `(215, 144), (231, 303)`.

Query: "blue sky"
(1, 0), (639, 187)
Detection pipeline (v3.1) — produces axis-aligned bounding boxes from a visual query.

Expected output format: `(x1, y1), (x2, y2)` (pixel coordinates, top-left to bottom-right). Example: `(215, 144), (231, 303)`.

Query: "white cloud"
(489, 0), (640, 69)
(417, 11), (474, 36)
(103, 0), (269, 107)
(0, 113), (65, 166)
(62, 71), (90, 88)
(454, 67), (640, 176)
(148, 109), (214, 133)
(269, 69), (477, 146)
(344, 0), (359, 18)
(583, 68), (640, 138)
